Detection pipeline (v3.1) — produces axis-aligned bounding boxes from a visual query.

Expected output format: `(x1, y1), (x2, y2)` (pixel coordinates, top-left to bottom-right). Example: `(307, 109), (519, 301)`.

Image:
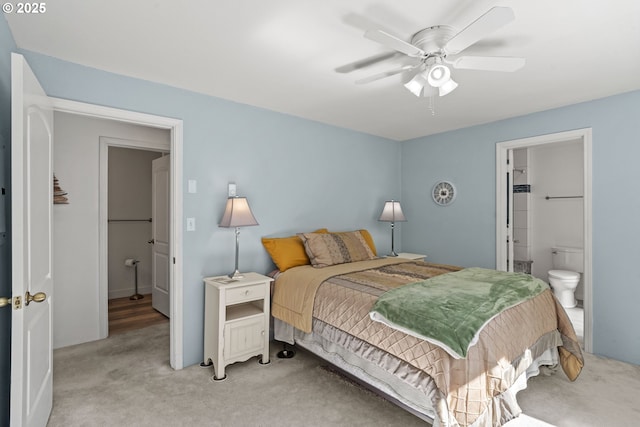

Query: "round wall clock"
(432, 181), (457, 206)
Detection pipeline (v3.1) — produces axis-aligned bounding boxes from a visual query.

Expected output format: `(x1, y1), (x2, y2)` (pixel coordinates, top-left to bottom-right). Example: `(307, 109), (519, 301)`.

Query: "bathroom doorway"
(496, 128), (592, 352)
(106, 145), (169, 333)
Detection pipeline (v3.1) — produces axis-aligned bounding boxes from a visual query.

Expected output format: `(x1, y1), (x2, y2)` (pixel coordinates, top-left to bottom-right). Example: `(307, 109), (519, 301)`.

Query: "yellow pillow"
(262, 229), (328, 272)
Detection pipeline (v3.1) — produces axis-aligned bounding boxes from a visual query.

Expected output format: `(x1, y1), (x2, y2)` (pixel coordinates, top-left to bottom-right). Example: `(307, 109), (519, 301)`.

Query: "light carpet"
(48, 323), (640, 426)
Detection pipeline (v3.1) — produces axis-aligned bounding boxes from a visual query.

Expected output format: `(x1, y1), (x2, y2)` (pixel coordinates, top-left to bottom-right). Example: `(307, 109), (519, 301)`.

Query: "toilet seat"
(548, 269), (580, 280)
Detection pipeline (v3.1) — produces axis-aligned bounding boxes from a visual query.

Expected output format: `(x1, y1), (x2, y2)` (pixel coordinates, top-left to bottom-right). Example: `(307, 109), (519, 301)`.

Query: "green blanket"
(369, 267), (548, 358)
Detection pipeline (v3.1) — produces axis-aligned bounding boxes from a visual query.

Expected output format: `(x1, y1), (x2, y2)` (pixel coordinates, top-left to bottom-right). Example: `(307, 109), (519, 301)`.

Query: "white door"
(151, 155), (170, 317)
(10, 53), (54, 426)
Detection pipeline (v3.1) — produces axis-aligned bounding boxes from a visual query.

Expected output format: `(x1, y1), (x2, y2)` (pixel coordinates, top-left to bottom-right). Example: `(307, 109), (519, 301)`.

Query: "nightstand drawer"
(226, 283), (266, 304)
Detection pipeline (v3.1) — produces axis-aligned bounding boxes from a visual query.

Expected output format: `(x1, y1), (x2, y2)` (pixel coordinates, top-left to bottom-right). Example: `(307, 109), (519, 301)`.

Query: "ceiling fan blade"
(364, 29), (425, 57)
(355, 65), (418, 84)
(335, 52), (399, 73)
(451, 56), (525, 72)
(445, 7), (515, 55)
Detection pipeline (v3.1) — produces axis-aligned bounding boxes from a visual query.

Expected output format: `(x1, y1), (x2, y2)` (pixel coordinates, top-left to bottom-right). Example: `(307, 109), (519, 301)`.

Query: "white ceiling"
(6, 0), (640, 141)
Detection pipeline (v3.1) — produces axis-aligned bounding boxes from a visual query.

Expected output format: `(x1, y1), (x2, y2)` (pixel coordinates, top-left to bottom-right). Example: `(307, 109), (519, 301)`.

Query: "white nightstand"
(395, 252), (427, 261)
(203, 272), (272, 380)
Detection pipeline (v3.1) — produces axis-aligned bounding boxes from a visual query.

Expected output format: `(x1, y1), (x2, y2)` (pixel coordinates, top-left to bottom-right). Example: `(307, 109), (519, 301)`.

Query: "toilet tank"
(551, 246), (584, 272)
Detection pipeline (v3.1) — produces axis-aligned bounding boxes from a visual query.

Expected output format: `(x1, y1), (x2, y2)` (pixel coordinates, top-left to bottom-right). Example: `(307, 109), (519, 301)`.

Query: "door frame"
(51, 97), (184, 369)
(495, 128), (592, 353)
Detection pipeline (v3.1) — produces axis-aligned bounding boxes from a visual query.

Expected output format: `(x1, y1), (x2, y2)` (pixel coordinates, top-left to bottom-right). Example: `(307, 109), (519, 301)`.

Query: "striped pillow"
(261, 228), (328, 271)
(299, 230), (376, 268)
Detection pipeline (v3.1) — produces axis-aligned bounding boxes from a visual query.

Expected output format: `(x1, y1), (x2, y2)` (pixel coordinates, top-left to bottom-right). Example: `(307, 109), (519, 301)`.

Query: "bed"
(262, 229), (584, 427)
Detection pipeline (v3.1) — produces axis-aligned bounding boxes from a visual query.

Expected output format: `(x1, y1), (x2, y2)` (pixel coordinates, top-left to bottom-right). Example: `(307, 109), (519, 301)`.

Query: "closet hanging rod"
(544, 196), (583, 200)
(108, 218), (152, 222)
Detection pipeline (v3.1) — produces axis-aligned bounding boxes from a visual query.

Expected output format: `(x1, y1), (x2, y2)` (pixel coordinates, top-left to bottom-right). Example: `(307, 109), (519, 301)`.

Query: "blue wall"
(0, 16), (16, 425)
(400, 91), (640, 364)
(17, 50), (401, 368)
(0, 15), (16, 425)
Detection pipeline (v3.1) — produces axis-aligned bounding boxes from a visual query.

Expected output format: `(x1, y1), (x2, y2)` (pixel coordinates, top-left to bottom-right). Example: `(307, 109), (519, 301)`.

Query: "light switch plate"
(188, 180), (197, 194)
(228, 183), (237, 197)
(186, 217), (196, 231)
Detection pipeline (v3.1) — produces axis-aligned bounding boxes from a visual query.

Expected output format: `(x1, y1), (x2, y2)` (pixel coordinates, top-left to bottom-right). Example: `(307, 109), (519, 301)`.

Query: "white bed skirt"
(274, 318), (560, 426)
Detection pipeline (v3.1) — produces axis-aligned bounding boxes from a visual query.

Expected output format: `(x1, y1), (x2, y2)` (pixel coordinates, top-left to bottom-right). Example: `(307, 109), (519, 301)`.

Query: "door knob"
(0, 297), (11, 308)
(148, 239), (155, 244)
(25, 291), (47, 306)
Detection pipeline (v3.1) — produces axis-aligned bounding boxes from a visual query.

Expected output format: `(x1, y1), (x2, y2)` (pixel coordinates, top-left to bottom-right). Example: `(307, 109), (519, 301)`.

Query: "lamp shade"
(378, 200), (407, 222)
(427, 64), (451, 88)
(439, 78), (458, 96)
(219, 197), (258, 228)
(404, 71), (429, 97)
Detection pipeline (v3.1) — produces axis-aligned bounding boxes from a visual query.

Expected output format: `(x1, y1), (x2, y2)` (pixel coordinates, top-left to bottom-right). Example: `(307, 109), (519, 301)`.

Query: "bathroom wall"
(108, 146), (163, 299)
(530, 139), (584, 300)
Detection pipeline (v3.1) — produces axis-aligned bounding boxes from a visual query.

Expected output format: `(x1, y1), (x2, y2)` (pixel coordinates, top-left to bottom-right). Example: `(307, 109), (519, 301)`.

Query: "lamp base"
(228, 270), (244, 279)
(387, 251), (399, 257)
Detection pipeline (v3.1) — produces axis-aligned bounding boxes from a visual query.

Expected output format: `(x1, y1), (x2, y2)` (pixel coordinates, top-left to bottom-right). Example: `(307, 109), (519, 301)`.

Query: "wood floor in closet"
(108, 294), (168, 335)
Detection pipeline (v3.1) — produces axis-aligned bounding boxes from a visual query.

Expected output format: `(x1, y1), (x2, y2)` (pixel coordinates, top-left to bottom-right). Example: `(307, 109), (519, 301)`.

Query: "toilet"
(548, 246), (583, 308)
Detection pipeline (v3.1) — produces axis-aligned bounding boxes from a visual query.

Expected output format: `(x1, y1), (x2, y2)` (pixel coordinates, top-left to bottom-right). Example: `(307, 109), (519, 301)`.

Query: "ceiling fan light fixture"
(404, 71), (429, 97)
(358, 7), (524, 99)
(427, 64), (451, 88)
(438, 78), (458, 96)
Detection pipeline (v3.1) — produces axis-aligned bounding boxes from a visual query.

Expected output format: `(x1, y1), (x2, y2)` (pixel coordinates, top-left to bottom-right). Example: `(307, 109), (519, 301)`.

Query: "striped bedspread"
(272, 258), (583, 426)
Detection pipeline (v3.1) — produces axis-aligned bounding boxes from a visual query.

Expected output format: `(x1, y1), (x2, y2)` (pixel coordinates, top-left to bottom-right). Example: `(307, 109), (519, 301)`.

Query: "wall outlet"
(228, 183), (236, 197)
(186, 217), (196, 231)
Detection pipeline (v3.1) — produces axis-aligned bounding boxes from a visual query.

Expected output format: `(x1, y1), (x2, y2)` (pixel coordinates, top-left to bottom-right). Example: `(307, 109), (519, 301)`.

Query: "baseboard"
(109, 286), (152, 300)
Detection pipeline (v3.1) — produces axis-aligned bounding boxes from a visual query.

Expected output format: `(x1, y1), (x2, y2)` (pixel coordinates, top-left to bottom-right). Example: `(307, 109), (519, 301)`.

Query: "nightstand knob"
(245, 290), (249, 295)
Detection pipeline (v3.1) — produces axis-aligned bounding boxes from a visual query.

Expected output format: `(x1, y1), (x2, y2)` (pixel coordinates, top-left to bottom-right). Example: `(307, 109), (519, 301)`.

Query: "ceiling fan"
(357, 6), (525, 97)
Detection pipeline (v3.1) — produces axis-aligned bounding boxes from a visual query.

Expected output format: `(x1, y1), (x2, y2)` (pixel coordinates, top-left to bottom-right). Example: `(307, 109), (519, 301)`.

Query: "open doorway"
(50, 99), (184, 370)
(106, 144), (169, 334)
(496, 128), (592, 353)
